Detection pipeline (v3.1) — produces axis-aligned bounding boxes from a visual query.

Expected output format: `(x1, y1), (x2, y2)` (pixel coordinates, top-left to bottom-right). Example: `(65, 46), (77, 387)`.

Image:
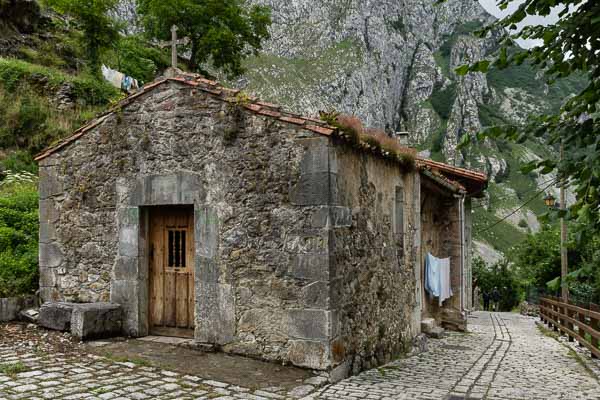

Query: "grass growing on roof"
(320, 112), (416, 171)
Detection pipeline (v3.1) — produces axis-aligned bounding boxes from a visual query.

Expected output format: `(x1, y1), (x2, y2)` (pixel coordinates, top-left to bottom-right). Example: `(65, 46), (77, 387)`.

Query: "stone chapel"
(36, 73), (487, 378)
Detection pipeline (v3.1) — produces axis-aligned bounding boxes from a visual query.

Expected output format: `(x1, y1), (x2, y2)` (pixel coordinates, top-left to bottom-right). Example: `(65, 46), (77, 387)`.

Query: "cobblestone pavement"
(314, 311), (600, 400)
(1, 312), (600, 399)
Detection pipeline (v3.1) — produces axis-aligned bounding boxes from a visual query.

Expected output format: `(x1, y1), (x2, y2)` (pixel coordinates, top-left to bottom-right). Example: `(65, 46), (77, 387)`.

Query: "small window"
(168, 229), (186, 268)
(395, 186), (404, 238)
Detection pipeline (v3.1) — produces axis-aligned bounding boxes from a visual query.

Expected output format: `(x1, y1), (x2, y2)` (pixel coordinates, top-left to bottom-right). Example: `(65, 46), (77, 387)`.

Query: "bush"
(0, 150), (38, 174)
(0, 176), (39, 298)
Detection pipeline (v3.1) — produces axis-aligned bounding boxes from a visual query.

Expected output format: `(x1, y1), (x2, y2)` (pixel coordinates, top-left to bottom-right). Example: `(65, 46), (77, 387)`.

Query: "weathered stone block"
(290, 172), (338, 206)
(288, 340), (330, 370)
(118, 208), (139, 257)
(39, 243), (63, 268)
(38, 168), (63, 199)
(39, 222), (56, 243)
(0, 296), (38, 322)
(39, 267), (57, 287)
(128, 173), (205, 206)
(299, 138), (330, 174)
(288, 253), (329, 281)
(285, 309), (330, 340)
(310, 206), (352, 228)
(38, 302), (73, 331)
(196, 206), (218, 260)
(196, 282), (235, 345)
(301, 281), (329, 309)
(110, 280), (139, 336)
(70, 303), (122, 340)
(113, 256), (138, 280)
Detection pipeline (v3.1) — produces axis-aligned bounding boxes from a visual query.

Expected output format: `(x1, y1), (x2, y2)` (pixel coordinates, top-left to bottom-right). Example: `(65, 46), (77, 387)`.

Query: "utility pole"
(560, 144), (568, 301)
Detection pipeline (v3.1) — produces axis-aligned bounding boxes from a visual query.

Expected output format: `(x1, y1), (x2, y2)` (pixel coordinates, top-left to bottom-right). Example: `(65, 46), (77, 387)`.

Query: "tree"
(137, 0), (271, 78)
(441, 0), (600, 294)
(473, 257), (521, 311)
(47, 0), (121, 77)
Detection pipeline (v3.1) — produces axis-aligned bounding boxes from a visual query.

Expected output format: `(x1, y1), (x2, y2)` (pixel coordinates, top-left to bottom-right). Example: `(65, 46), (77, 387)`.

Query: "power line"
(471, 176), (558, 211)
(475, 178), (558, 234)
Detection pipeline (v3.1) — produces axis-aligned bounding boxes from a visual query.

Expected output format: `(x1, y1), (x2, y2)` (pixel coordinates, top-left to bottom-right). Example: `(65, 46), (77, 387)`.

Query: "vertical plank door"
(149, 206), (195, 338)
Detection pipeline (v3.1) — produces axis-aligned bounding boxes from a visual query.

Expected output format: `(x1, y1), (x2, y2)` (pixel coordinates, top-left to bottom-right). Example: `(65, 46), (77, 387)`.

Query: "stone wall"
(329, 139), (421, 376)
(39, 81), (336, 369)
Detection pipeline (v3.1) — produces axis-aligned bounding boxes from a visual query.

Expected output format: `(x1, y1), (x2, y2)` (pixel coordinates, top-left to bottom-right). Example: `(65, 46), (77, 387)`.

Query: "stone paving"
(1, 312), (600, 399)
(313, 312), (600, 399)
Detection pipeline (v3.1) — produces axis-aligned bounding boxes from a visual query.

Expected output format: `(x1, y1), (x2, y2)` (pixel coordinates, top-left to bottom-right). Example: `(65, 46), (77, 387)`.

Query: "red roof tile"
(243, 103), (262, 112)
(305, 125), (334, 136)
(258, 108), (282, 118)
(279, 116), (306, 126)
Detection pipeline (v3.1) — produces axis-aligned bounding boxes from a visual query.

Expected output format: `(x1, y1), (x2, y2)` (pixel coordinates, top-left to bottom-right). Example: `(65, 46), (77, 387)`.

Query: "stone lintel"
(128, 173), (205, 206)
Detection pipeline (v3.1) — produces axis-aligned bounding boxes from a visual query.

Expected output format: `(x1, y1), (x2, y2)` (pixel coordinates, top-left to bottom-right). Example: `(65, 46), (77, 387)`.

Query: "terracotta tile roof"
(34, 73), (488, 195)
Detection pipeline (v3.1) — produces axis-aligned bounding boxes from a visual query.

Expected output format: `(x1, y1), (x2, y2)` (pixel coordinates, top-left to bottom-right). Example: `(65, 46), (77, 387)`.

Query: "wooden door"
(149, 206), (195, 338)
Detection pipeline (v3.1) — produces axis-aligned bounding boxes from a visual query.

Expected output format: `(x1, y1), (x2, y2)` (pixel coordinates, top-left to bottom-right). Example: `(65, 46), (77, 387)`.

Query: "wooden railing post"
(553, 300), (559, 332)
(566, 301), (574, 342)
(578, 310), (586, 348)
(591, 304), (599, 359)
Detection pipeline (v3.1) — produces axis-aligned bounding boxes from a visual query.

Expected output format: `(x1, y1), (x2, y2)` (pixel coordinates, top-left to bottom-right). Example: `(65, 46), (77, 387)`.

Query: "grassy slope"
(0, 12), (171, 173)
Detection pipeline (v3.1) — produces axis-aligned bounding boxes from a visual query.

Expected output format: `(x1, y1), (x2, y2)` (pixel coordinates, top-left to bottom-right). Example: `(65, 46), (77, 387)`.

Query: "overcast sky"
(477, 0), (564, 48)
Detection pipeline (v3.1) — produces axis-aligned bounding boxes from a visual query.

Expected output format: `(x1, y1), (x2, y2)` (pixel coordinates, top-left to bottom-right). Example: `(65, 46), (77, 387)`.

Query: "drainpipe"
(455, 192), (467, 313)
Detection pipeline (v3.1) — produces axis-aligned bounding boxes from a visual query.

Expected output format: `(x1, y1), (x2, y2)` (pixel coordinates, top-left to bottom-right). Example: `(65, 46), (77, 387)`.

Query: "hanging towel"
(425, 252), (453, 306)
(425, 253), (441, 297)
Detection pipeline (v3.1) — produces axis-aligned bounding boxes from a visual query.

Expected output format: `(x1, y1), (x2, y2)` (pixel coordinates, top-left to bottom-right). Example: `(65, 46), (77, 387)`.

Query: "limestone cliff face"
(243, 0), (491, 131)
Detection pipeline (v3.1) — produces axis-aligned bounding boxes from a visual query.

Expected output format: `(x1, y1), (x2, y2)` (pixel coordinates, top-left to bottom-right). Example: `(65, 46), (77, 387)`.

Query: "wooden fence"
(539, 296), (600, 359)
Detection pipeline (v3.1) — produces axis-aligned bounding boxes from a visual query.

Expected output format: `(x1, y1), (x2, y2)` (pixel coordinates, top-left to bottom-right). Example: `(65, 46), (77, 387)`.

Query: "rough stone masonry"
(36, 76), (486, 378)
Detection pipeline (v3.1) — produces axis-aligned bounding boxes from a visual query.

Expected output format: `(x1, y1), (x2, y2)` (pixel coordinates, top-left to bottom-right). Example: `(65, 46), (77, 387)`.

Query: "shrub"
(0, 176), (39, 298)
(0, 150), (37, 174)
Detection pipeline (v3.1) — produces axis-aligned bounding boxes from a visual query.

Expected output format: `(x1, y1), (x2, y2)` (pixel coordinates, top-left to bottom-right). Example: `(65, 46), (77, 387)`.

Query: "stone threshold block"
(39, 302), (123, 340)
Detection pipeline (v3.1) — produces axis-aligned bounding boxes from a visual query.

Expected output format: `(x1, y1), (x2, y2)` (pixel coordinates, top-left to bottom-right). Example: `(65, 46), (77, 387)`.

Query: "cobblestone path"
(314, 312), (600, 399)
(1, 312), (599, 399)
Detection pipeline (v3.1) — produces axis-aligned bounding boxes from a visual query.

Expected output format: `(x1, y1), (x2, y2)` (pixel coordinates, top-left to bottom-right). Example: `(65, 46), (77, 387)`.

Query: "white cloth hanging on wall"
(425, 252), (453, 306)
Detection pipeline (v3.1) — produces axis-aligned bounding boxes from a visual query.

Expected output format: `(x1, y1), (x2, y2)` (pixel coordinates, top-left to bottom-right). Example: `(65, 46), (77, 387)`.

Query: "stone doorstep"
(138, 336), (194, 346)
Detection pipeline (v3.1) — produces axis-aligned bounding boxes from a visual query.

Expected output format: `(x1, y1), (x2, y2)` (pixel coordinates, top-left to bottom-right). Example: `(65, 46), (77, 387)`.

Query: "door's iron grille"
(167, 230), (186, 268)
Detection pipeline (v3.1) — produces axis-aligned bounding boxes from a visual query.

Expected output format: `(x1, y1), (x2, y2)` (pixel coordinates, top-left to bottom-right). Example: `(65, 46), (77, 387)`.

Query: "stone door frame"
(110, 173), (234, 343)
